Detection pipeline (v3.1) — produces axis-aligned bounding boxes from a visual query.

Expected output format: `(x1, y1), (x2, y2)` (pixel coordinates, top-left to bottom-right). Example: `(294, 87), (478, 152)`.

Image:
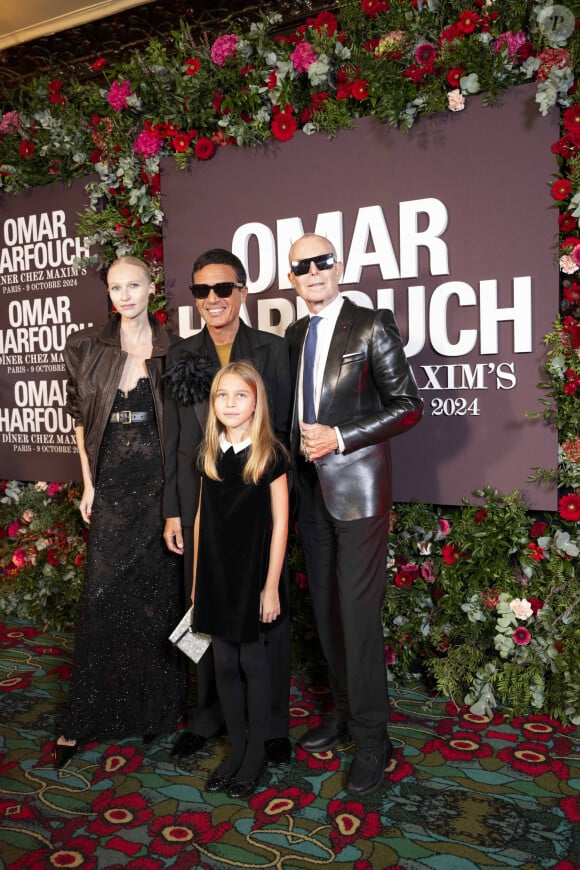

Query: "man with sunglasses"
(162, 248), (292, 766)
(285, 233), (423, 796)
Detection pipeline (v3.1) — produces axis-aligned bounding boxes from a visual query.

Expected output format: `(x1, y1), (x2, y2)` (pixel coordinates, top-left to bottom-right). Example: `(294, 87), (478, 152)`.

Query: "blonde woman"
(54, 257), (186, 768)
(192, 362), (289, 799)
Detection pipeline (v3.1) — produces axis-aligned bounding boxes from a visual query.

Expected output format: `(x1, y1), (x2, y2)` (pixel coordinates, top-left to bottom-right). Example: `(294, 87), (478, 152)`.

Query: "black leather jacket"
(64, 314), (174, 482)
(286, 298), (423, 520)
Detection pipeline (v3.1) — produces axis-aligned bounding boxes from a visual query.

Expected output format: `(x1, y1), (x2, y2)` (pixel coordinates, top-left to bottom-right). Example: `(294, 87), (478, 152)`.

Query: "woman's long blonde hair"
(200, 362), (278, 485)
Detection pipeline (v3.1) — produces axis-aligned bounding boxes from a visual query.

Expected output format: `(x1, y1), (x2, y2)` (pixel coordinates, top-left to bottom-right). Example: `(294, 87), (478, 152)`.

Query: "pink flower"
(512, 626), (531, 646)
(133, 130), (162, 158)
(7, 521), (21, 537)
(210, 34), (239, 66)
(384, 644), (397, 665)
(436, 518), (451, 540)
(560, 254), (578, 274)
(0, 111), (21, 133)
(291, 42), (317, 73)
(107, 79), (133, 110)
(47, 482), (63, 496)
(572, 245), (580, 266)
(21, 510), (34, 523)
(492, 30), (527, 57)
(447, 89), (465, 112)
(12, 548), (26, 569)
(509, 598), (533, 620)
(421, 560), (436, 583)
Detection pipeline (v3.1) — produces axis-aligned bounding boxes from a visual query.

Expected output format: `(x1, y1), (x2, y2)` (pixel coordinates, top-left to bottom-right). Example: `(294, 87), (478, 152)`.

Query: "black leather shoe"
(265, 737), (292, 765)
(228, 774), (262, 800)
(346, 737), (393, 796)
(170, 731), (207, 759)
(299, 721), (350, 753)
(53, 740), (78, 770)
(206, 771), (236, 793)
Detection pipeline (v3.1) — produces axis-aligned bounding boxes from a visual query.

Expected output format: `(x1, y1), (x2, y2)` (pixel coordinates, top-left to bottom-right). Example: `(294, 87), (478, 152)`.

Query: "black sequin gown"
(62, 378), (186, 742)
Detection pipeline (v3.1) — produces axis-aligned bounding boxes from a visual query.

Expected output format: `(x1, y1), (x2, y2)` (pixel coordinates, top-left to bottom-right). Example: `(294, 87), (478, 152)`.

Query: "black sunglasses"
(290, 252), (336, 276)
(188, 281), (244, 299)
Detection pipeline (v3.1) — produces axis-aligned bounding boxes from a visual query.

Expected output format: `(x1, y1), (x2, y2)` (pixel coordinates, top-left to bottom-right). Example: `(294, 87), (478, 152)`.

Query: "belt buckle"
(119, 410), (132, 424)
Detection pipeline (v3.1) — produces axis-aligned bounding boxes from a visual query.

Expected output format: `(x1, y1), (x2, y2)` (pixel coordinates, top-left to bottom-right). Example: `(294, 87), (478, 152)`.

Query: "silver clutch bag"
(169, 606), (212, 663)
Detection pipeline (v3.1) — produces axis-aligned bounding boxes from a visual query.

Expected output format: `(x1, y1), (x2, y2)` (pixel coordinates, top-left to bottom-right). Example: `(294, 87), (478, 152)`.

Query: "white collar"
(311, 293), (344, 323)
(219, 432), (251, 454)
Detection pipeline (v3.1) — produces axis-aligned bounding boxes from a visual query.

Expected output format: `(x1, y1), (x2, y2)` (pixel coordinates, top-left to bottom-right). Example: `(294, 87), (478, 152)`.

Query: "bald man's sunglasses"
(189, 281), (244, 299)
(290, 253), (336, 276)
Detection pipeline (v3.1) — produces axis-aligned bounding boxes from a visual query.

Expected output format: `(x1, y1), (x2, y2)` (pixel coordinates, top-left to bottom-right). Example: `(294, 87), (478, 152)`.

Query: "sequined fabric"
(62, 378), (186, 741)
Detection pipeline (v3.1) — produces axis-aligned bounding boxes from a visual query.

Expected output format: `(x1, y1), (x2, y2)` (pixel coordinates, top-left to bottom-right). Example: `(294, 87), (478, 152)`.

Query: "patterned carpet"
(0, 620), (578, 870)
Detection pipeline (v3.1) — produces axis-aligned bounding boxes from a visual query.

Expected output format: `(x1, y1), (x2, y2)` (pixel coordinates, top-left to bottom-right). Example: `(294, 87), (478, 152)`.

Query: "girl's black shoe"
(53, 740), (78, 770)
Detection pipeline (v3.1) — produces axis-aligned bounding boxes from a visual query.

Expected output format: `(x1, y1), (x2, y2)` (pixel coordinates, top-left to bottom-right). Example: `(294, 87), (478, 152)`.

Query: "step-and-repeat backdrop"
(1, 84), (559, 506)
(160, 85), (559, 509)
(0, 179), (106, 481)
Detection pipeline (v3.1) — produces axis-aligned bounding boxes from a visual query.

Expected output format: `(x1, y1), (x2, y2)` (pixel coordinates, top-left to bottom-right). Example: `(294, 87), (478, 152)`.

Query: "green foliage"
(383, 489), (580, 722)
(0, 482), (87, 631)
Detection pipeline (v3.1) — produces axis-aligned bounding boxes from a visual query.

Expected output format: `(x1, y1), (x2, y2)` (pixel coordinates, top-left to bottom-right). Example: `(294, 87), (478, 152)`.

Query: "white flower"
(307, 57), (330, 87)
(460, 73), (480, 94)
(509, 598), (533, 620)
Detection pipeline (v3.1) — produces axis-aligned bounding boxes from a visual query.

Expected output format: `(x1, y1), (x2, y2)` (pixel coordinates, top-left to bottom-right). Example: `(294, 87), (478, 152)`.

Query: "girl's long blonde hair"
(200, 362), (279, 485)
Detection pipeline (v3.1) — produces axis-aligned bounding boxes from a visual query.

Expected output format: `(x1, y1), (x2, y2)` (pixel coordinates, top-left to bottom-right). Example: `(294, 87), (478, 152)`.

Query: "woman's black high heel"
(53, 740), (78, 770)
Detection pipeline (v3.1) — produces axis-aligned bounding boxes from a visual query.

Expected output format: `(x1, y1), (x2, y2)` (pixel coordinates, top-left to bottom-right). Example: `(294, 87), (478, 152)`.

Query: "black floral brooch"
(163, 351), (218, 406)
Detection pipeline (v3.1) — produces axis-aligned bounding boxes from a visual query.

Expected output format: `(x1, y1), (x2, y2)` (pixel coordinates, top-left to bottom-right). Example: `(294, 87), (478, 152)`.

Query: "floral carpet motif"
(0, 621), (578, 870)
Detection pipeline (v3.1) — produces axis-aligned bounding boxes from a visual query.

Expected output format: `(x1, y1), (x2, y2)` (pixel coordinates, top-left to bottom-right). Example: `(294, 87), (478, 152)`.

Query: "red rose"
(562, 105), (580, 136)
(171, 132), (192, 153)
(442, 543), (461, 565)
(474, 509), (487, 523)
(558, 492), (580, 522)
(184, 57), (201, 76)
(271, 109), (297, 142)
(528, 597), (544, 614)
(91, 58), (107, 72)
(351, 79), (369, 101)
(361, 0), (390, 19)
(559, 213), (578, 233)
(47, 79), (66, 105)
(19, 139), (35, 159)
(440, 24), (461, 43)
(457, 10), (480, 34)
(154, 309), (168, 324)
(447, 67), (464, 88)
(551, 179), (572, 201)
(529, 521), (547, 538)
(311, 11), (338, 36)
(528, 542), (545, 562)
(194, 137), (216, 160)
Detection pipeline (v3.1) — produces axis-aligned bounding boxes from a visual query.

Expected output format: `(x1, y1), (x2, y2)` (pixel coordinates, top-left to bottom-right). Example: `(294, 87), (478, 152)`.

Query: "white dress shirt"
(299, 294), (345, 452)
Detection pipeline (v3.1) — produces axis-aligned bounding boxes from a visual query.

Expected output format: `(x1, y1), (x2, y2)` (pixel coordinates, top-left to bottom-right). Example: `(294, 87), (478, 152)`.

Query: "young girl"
(192, 361), (289, 799)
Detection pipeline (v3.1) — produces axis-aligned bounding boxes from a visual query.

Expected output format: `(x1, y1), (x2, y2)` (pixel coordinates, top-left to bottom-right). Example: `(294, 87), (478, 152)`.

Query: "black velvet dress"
(193, 444), (289, 643)
(62, 378), (186, 741)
